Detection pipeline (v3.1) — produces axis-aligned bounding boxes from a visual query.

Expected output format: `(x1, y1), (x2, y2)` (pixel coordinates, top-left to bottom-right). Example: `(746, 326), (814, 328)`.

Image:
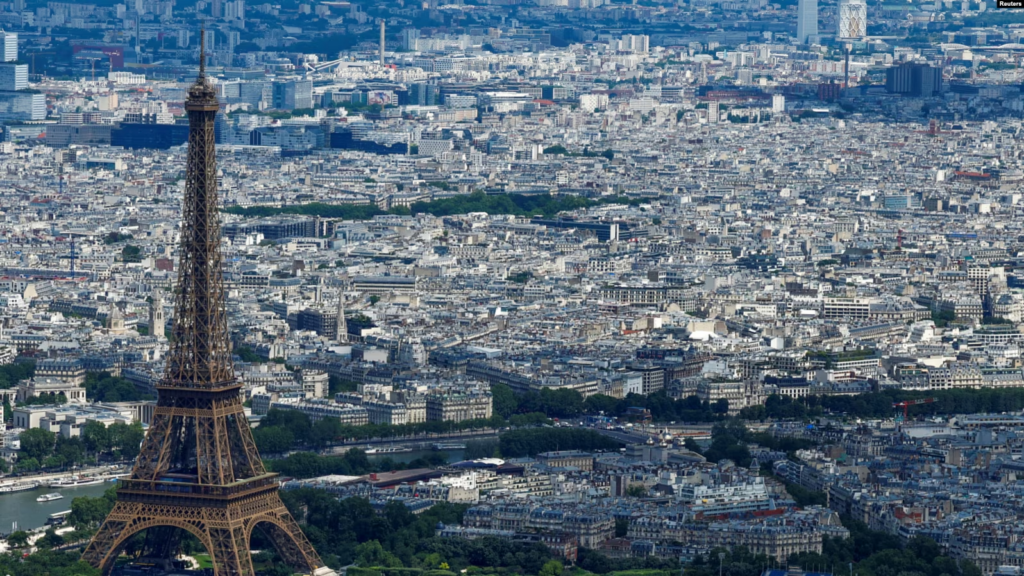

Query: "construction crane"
(893, 398), (937, 422)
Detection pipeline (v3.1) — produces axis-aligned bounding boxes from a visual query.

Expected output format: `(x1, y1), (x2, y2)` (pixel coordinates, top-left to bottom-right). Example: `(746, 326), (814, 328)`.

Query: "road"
(1, 464), (130, 485)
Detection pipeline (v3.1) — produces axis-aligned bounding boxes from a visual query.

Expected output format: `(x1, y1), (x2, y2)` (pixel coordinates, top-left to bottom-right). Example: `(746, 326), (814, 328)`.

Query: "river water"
(0, 481), (114, 534)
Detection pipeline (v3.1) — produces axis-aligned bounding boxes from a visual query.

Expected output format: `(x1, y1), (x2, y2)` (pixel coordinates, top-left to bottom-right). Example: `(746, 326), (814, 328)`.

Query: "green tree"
(121, 245), (142, 262)
(253, 426), (295, 454)
(626, 484), (648, 498)
(0, 361), (34, 389)
(355, 540), (404, 567)
(69, 487), (118, 528)
(82, 420), (111, 454)
(20, 428), (56, 460)
(15, 457), (39, 472)
(490, 383), (518, 418)
(312, 417), (345, 448)
(7, 530), (30, 548)
(539, 560), (564, 576)
(114, 422), (145, 460)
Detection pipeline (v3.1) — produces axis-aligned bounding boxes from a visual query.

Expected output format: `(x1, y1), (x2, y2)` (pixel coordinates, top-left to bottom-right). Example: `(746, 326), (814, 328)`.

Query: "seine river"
(0, 481), (114, 534)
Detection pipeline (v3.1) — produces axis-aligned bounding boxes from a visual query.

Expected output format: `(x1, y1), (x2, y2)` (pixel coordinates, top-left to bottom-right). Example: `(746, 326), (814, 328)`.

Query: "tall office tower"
(380, 20), (385, 65)
(772, 94), (786, 113)
(0, 32), (16, 62)
(272, 79), (313, 110)
(204, 29), (216, 52)
(0, 63), (27, 91)
(839, 0), (867, 40)
(796, 0), (817, 44)
(707, 100), (720, 124)
(81, 33), (327, 576)
(402, 28), (420, 50)
(178, 29), (190, 48)
(226, 30), (240, 53)
(212, 0), (223, 17)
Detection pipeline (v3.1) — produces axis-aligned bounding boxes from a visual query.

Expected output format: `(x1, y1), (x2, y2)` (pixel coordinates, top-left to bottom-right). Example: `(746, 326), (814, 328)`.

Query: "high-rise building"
(0, 32), (17, 62)
(211, 0), (223, 17)
(885, 63), (943, 97)
(226, 30), (240, 53)
(402, 28), (420, 50)
(272, 79), (313, 110)
(203, 29), (216, 53)
(839, 0), (867, 40)
(796, 0), (817, 44)
(707, 100), (720, 124)
(772, 94), (786, 113)
(0, 91), (43, 121)
(0, 63), (27, 91)
(178, 29), (190, 48)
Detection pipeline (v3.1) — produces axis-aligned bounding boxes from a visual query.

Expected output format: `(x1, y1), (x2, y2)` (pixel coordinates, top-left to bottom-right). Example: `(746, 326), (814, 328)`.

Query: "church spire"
(336, 293), (348, 344)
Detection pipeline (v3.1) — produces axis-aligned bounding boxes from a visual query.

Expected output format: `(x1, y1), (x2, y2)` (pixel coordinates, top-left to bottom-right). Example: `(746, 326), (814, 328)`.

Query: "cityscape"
(1, 0), (1024, 575)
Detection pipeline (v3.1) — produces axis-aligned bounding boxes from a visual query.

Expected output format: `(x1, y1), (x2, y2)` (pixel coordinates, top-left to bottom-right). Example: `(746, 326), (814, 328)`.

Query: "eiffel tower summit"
(82, 32), (330, 576)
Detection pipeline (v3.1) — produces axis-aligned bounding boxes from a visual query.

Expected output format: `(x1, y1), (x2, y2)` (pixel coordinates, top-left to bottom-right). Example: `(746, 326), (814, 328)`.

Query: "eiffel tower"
(82, 33), (327, 576)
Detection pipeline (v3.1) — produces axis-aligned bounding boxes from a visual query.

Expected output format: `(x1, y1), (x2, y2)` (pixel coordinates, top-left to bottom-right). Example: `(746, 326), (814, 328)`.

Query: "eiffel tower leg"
(257, 514), (321, 571)
(208, 524), (255, 576)
(82, 502), (215, 575)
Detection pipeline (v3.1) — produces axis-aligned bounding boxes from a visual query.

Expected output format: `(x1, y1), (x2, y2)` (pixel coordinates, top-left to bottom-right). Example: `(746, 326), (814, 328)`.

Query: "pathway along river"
(0, 449), (470, 533)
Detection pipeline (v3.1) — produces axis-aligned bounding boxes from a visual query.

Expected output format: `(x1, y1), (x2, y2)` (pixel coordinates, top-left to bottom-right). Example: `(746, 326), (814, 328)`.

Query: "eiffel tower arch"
(81, 31), (327, 576)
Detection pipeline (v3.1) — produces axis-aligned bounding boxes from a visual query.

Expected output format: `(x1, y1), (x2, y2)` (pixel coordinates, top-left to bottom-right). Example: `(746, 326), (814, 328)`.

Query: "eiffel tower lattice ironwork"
(82, 32), (325, 576)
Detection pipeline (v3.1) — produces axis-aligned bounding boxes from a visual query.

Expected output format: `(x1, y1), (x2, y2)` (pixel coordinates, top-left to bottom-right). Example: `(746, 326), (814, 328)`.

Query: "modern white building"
(839, 0), (867, 40)
(0, 32), (16, 63)
(772, 94), (786, 113)
(0, 63), (26, 91)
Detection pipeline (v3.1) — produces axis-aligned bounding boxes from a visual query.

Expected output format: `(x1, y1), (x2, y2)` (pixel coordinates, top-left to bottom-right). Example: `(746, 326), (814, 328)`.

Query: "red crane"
(893, 398), (937, 420)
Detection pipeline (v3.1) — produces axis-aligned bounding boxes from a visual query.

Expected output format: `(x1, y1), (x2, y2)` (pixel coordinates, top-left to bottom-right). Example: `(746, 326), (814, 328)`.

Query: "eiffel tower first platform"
(82, 34), (330, 576)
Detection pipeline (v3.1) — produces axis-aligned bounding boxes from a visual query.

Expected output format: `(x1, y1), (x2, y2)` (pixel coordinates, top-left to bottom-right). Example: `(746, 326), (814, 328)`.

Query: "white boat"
(433, 442), (466, 451)
(37, 493), (63, 502)
(0, 482), (37, 494)
(48, 476), (105, 489)
(365, 446), (413, 455)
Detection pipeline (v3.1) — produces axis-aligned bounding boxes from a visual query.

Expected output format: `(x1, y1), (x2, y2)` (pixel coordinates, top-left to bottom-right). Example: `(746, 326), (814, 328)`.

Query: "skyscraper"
(796, 0), (817, 44)
(0, 32), (16, 62)
(708, 100), (720, 124)
(839, 0), (867, 40)
(81, 32), (328, 576)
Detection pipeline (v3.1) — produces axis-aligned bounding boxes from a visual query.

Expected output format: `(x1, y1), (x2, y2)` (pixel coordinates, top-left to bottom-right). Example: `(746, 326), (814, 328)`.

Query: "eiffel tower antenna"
(199, 24), (206, 77)
(82, 26), (327, 576)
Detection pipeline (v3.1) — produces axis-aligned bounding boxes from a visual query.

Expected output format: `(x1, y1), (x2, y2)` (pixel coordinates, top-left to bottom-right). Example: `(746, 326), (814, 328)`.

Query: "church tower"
(150, 289), (166, 340)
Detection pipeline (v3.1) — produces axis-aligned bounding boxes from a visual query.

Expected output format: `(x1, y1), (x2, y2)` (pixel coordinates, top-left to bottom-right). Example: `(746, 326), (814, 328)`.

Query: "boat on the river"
(47, 476), (105, 489)
(365, 446), (413, 455)
(36, 493), (63, 503)
(432, 442), (466, 451)
(0, 482), (38, 494)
